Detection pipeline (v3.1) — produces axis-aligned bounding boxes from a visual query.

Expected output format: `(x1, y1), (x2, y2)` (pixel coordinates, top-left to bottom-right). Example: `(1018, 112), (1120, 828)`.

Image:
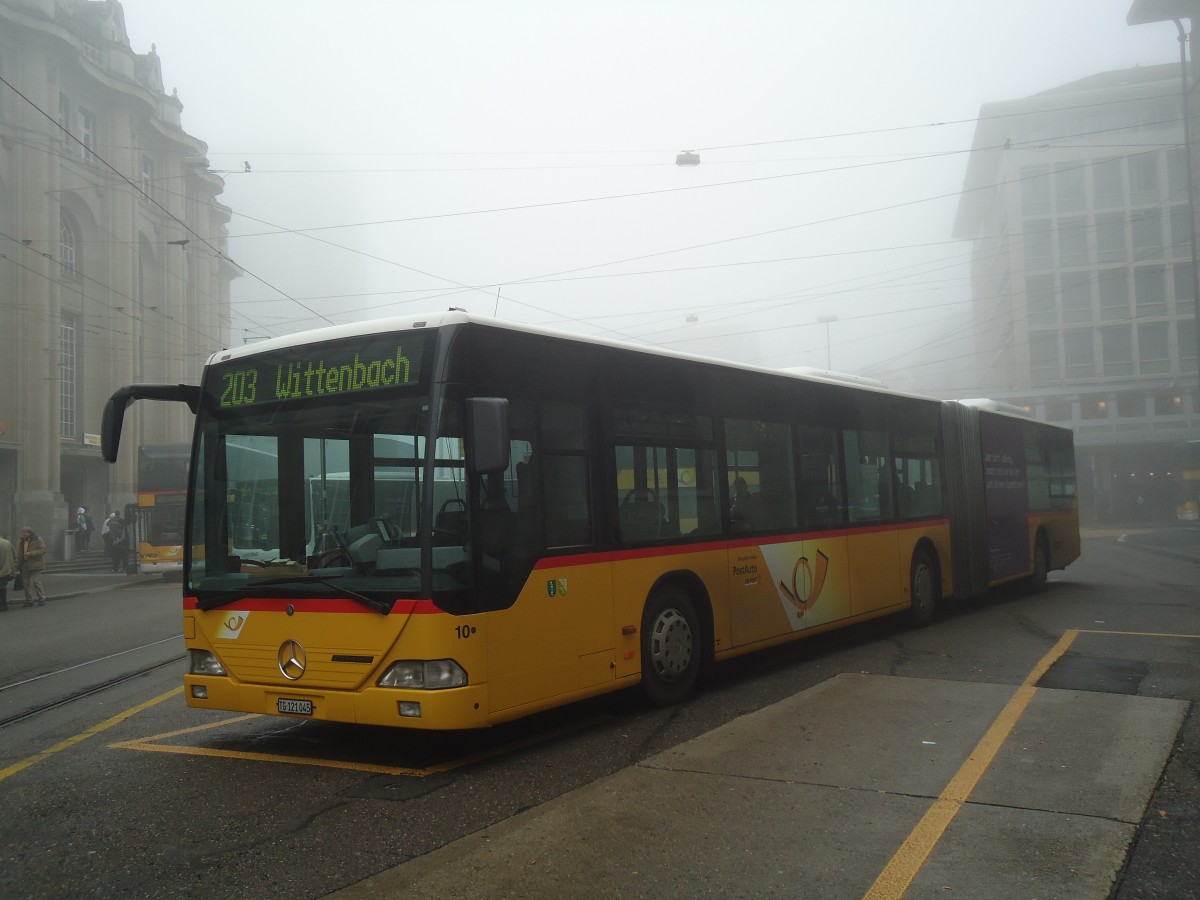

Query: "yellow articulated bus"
(101, 311), (1079, 729)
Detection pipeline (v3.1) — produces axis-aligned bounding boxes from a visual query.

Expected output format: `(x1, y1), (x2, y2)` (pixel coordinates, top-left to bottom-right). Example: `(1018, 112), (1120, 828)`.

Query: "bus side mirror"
(465, 397), (509, 474)
(102, 383), (200, 463)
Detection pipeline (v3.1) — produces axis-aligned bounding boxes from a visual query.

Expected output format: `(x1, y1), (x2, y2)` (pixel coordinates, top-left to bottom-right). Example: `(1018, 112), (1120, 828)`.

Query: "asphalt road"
(0, 526), (1196, 899)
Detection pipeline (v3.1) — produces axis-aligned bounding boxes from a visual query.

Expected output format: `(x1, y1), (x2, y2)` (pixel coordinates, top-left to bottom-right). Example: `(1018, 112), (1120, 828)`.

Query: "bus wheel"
(1030, 533), (1049, 593)
(641, 586), (701, 707)
(909, 549), (939, 627)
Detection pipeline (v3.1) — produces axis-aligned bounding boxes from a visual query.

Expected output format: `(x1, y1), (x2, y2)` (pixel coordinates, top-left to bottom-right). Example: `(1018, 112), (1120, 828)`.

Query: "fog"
(117, 0), (1174, 394)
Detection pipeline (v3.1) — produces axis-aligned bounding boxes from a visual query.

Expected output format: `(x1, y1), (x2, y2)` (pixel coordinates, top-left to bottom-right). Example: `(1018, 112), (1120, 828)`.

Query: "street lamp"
(817, 315), (838, 369)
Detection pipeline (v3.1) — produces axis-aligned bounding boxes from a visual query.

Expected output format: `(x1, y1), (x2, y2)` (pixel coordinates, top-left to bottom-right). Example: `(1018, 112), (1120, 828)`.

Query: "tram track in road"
(0, 639), (184, 730)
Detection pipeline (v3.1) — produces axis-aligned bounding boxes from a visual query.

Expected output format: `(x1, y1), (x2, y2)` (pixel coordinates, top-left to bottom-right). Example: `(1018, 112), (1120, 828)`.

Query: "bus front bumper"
(184, 676), (491, 730)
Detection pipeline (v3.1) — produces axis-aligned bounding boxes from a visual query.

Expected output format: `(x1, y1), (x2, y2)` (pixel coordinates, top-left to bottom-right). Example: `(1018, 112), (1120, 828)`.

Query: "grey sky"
(118, 0), (1177, 390)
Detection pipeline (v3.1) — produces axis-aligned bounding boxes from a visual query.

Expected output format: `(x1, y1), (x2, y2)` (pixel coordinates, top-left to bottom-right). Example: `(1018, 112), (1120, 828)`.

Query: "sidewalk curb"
(44, 574), (167, 602)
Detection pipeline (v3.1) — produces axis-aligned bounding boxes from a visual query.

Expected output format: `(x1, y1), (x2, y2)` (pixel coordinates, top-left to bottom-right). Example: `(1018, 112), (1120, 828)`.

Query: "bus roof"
(207, 310), (939, 403)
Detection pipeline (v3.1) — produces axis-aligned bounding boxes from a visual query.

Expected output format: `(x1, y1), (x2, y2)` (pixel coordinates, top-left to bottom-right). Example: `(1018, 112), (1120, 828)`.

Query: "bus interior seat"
(348, 532), (382, 565)
(620, 493), (663, 542)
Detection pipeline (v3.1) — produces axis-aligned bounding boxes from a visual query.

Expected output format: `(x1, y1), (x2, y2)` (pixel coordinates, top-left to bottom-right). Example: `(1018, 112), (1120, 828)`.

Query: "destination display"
(207, 333), (429, 409)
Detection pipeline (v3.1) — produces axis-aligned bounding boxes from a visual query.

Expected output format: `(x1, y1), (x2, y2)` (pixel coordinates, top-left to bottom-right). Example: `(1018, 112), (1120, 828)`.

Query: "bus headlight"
(188, 649), (227, 676)
(377, 659), (467, 689)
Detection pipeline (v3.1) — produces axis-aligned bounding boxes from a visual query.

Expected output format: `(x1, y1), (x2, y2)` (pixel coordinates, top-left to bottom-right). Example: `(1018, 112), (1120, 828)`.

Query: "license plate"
(277, 698), (313, 715)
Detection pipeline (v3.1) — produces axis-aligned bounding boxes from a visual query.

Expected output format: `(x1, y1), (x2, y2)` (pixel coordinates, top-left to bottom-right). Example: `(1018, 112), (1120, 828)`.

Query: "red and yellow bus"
(101, 312), (1079, 729)
(134, 443), (190, 574)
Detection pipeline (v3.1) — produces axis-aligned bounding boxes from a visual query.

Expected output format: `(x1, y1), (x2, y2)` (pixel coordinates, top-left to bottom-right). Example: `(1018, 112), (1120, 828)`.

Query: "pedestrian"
(0, 533), (15, 612)
(79, 507), (94, 551)
(101, 511), (117, 553)
(17, 526), (47, 607)
(74, 505), (93, 552)
(107, 513), (129, 574)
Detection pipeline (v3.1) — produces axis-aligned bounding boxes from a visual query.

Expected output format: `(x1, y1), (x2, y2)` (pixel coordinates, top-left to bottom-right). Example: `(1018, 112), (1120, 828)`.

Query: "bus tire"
(640, 585), (701, 707)
(909, 548), (939, 627)
(1030, 532), (1049, 593)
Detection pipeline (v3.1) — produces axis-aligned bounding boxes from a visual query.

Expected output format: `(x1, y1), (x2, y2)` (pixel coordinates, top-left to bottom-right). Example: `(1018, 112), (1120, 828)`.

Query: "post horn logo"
(779, 549), (830, 616)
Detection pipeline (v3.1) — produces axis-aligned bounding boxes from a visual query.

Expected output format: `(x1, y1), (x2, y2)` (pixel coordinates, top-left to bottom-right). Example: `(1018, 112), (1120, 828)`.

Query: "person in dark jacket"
(107, 514), (130, 574)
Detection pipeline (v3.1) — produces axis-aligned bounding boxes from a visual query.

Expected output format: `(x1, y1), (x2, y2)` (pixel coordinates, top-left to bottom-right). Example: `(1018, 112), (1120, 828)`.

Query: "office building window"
(1030, 333), (1060, 384)
(1044, 398), (1072, 421)
(1063, 330), (1095, 377)
(1134, 267), (1167, 317)
(1098, 268), (1130, 321)
(1137, 322), (1170, 374)
(1026, 274), (1056, 327)
(1095, 213), (1126, 263)
(1058, 216), (1089, 267)
(1129, 152), (1160, 204)
(1054, 162), (1086, 213)
(1092, 157), (1124, 209)
(1023, 223), (1054, 270)
(1179, 319), (1198, 369)
(59, 316), (77, 439)
(1020, 165), (1051, 216)
(1169, 205), (1192, 258)
(1132, 211), (1163, 259)
(1102, 325), (1134, 375)
(1080, 395), (1109, 420)
(1175, 262), (1196, 315)
(1116, 392), (1146, 418)
(1061, 272), (1093, 324)
(1168, 147), (1187, 196)
(1152, 389), (1183, 416)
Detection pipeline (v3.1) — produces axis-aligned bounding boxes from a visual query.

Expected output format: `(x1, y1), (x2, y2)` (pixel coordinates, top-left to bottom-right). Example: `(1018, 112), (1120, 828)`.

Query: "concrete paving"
(330, 674), (1185, 899)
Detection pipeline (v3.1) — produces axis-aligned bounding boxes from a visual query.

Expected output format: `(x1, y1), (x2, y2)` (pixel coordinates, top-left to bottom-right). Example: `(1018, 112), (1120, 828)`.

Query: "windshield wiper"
(197, 575), (394, 615)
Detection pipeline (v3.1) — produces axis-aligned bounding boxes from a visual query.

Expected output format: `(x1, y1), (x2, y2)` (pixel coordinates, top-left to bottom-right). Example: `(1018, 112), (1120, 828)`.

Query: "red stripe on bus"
(532, 519), (951, 569)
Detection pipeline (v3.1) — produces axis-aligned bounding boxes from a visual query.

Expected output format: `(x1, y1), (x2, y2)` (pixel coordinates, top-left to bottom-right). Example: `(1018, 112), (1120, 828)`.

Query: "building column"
(14, 59), (65, 547)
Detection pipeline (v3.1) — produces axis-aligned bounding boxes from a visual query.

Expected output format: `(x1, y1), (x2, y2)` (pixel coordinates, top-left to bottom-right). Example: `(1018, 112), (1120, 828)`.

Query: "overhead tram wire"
(0, 73), (331, 330)
(132, 113), (1188, 343)
(194, 90), (1181, 165)
(218, 128), (1184, 340)
(0, 232), (238, 369)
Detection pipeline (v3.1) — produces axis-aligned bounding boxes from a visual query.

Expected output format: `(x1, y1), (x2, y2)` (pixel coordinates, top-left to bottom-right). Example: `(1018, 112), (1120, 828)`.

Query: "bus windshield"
(185, 330), (463, 605)
(186, 393), (464, 604)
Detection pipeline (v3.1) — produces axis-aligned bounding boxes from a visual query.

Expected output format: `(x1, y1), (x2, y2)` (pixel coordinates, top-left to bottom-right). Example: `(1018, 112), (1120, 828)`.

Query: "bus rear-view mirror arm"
(102, 383), (201, 463)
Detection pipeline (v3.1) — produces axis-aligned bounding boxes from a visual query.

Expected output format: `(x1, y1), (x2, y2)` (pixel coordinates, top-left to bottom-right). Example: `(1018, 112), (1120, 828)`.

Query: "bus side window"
(797, 425), (843, 528)
(842, 429), (891, 523)
(725, 417), (797, 533)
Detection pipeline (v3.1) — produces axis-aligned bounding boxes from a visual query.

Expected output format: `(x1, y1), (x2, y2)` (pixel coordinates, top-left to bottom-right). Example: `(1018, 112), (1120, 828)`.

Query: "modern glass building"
(954, 64), (1200, 523)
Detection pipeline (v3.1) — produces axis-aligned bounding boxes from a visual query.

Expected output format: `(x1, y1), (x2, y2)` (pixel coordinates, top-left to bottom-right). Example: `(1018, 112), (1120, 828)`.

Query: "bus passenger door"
(485, 407), (614, 714)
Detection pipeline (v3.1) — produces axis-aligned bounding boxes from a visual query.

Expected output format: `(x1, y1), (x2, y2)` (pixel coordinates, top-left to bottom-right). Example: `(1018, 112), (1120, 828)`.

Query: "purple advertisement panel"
(979, 413), (1029, 581)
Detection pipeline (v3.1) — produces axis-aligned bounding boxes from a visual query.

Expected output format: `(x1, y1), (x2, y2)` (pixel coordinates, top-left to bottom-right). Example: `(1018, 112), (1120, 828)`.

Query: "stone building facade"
(0, 0), (234, 553)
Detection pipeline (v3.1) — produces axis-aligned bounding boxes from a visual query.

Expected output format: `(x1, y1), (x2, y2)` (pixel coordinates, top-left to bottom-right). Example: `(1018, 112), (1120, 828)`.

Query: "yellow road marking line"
(863, 629), (1080, 900)
(0, 687), (182, 784)
(111, 739), (433, 776)
(1079, 629), (1200, 639)
(110, 710), (614, 777)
